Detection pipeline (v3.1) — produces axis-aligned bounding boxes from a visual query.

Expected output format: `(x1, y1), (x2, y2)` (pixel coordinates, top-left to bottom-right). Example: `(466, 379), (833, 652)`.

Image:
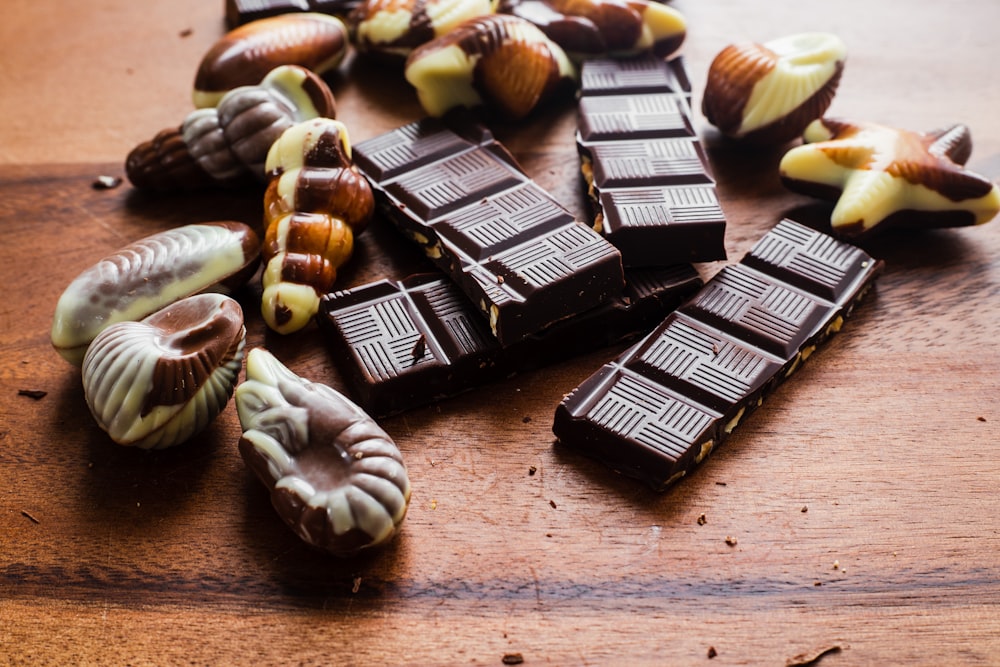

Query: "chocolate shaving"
(179, 27), (193, 38)
(707, 646), (718, 659)
(785, 644), (843, 667)
(411, 334), (426, 361)
(21, 510), (40, 524)
(91, 175), (123, 190)
(18, 389), (47, 400)
(501, 653), (524, 665)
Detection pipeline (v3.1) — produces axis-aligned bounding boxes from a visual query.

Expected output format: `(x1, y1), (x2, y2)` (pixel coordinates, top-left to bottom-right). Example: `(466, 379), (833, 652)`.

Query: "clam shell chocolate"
(235, 348), (411, 556)
(702, 32), (846, 145)
(82, 294), (247, 450)
(51, 222), (260, 365)
(404, 14), (576, 120)
(194, 13), (349, 108)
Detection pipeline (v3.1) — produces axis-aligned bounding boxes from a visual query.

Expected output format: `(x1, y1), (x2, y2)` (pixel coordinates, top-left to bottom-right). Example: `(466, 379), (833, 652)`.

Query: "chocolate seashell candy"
(235, 348), (411, 556)
(82, 294), (247, 450)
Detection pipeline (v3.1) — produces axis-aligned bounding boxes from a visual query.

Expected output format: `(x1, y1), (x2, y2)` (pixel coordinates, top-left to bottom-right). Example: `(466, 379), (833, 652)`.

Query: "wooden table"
(3, 0), (999, 664)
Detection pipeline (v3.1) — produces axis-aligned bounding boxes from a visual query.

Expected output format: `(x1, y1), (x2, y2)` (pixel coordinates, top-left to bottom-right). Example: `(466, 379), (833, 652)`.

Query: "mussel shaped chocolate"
(127, 65), (337, 191)
(82, 294), (247, 449)
(702, 32), (846, 145)
(404, 14), (577, 120)
(348, 0), (495, 58)
(194, 13), (349, 108)
(235, 348), (411, 556)
(261, 118), (375, 334)
(51, 222), (260, 365)
(498, 0), (686, 59)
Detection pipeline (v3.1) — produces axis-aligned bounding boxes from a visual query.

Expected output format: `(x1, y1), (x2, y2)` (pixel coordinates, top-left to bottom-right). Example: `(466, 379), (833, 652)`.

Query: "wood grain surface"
(2, 0), (999, 665)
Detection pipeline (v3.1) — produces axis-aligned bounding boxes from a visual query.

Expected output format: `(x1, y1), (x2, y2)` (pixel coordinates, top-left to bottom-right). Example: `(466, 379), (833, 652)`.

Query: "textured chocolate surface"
(577, 57), (727, 267)
(225, 0), (361, 28)
(552, 219), (882, 491)
(355, 116), (626, 346)
(318, 265), (701, 417)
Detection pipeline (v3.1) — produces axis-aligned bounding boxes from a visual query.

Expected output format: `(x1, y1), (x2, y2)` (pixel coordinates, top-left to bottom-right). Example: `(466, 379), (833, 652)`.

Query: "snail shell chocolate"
(404, 14), (576, 120)
(348, 0), (494, 59)
(127, 65), (337, 191)
(235, 348), (411, 556)
(82, 294), (246, 450)
(51, 222), (260, 365)
(702, 32), (846, 145)
(260, 118), (374, 334)
(194, 13), (349, 108)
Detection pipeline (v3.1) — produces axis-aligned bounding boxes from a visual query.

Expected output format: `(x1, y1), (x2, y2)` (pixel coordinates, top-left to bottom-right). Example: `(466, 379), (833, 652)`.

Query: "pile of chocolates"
(50, 1), (1000, 557)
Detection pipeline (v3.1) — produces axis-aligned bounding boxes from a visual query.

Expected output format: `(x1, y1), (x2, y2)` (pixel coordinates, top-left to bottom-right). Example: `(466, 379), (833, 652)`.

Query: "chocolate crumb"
(707, 646), (718, 659)
(549, 499), (557, 509)
(522, 415), (532, 424)
(352, 576), (362, 594)
(502, 653), (524, 665)
(92, 175), (122, 190)
(725, 535), (737, 546)
(21, 510), (40, 524)
(801, 506), (808, 513)
(785, 644), (842, 667)
(179, 27), (193, 37)
(697, 513), (707, 526)
(977, 416), (987, 422)
(496, 275), (505, 284)
(18, 389), (47, 400)
(715, 481), (727, 486)
(411, 334), (426, 361)
(814, 581), (823, 586)
(528, 466), (537, 476)
(711, 343), (719, 355)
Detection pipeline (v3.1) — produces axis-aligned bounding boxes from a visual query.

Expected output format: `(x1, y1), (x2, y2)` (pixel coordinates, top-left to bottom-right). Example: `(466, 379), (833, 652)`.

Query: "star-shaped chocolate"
(779, 118), (1000, 238)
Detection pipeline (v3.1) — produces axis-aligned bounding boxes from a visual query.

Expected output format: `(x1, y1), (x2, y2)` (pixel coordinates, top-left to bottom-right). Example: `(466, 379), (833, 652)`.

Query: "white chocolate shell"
(82, 294), (246, 450)
(404, 14), (576, 120)
(702, 32), (846, 145)
(51, 222), (260, 365)
(235, 348), (411, 556)
(193, 13), (349, 108)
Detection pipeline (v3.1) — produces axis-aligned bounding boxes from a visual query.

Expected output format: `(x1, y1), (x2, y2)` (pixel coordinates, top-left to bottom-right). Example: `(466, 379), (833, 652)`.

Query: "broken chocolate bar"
(576, 56), (727, 267)
(318, 265), (701, 417)
(354, 116), (626, 346)
(552, 219), (882, 491)
(225, 0), (361, 28)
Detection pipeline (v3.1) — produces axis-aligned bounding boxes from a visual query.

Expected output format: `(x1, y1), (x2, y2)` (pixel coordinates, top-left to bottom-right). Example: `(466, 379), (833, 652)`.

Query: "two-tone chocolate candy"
(235, 348), (411, 556)
(127, 65), (337, 191)
(82, 294), (246, 449)
(226, 0), (363, 28)
(553, 219), (883, 490)
(348, 0), (494, 59)
(51, 222), (260, 365)
(576, 56), (727, 266)
(317, 265), (701, 417)
(354, 115), (626, 346)
(260, 117), (375, 334)
(702, 33), (847, 145)
(780, 118), (1000, 237)
(404, 14), (577, 120)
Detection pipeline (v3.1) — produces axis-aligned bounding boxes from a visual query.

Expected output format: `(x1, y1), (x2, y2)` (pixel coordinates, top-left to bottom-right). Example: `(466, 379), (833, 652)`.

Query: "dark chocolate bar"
(354, 117), (626, 347)
(318, 265), (702, 417)
(552, 219), (882, 491)
(577, 57), (727, 267)
(225, 0), (361, 28)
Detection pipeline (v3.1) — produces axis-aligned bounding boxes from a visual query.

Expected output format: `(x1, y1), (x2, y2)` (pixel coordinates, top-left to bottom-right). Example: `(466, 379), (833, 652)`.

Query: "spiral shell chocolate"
(348, 0), (495, 58)
(51, 222), (260, 365)
(702, 32), (847, 145)
(235, 348), (411, 556)
(404, 14), (576, 120)
(498, 0), (686, 59)
(194, 13), (349, 108)
(260, 117), (374, 334)
(82, 294), (247, 450)
(126, 65), (337, 191)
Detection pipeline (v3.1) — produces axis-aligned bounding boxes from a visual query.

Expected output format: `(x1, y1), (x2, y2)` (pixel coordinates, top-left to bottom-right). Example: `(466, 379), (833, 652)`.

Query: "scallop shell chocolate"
(235, 348), (411, 556)
(194, 13), (349, 108)
(51, 222), (259, 365)
(82, 294), (247, 450)
(404, 14), (576, 120)
(702, 32), (847, 145)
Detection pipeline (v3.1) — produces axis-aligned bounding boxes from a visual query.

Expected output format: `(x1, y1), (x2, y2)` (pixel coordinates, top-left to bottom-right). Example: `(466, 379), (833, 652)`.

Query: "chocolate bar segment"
(577, 57), (727, 267)
(318, 265), (701, 417)
(552, 219), (882, 491)
(225, 0), (361, 27)
(355, 117), (626, 346)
